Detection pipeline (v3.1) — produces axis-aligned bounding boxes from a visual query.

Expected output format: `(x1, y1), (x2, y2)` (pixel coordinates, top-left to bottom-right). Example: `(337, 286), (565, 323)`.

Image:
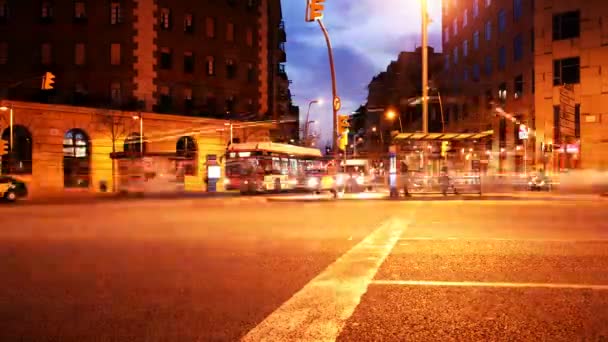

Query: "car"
(528, 175), (552, 191)
(0, 176), (28, 202)
(298, 169), (346, 198)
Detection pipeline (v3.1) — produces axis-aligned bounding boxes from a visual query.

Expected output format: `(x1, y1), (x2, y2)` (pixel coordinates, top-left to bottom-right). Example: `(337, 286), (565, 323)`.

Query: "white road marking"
(371, 280), (608, 291)
(398, 237), (608, 243)
(241, 217), (408, 342)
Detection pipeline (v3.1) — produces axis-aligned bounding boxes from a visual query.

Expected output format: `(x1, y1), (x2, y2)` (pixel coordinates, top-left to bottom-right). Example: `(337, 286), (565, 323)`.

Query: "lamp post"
(132, 114), (143, 156)
(303, 99), (321, 143)
(0, 104), (13, 152)
(386, 109), (403, 133)
(421, 0), (429, 134)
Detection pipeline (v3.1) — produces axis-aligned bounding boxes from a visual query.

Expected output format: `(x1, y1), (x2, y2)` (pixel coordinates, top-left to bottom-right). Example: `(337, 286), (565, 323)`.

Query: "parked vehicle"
(0, 176), (28, 202)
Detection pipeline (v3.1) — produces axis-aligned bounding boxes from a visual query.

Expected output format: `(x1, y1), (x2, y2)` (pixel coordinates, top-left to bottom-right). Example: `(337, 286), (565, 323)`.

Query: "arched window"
(63, 129), (91, 188)
(124, 132), (147, 155)
(176, 136), (197, 175)
(1, 125), (33, 175)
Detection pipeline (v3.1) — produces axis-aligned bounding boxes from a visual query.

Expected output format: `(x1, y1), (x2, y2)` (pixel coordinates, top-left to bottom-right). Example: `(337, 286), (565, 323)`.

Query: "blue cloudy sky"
(281, 0), (443, 144)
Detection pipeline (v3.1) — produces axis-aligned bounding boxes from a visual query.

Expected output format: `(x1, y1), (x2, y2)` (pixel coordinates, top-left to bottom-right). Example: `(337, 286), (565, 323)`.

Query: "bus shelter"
(389, 130), (493, 196)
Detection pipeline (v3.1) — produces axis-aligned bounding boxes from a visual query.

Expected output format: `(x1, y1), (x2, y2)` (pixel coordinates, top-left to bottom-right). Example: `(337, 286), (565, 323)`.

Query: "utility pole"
(421, 0), (429, 134)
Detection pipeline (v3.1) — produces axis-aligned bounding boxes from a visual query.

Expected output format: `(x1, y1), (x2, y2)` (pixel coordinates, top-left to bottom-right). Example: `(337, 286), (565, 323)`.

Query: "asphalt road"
(0, 197), (607, 341)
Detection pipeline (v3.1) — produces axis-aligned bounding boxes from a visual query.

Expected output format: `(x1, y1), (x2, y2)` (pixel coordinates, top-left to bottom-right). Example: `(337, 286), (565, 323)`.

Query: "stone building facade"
(0, 101), (270, 198)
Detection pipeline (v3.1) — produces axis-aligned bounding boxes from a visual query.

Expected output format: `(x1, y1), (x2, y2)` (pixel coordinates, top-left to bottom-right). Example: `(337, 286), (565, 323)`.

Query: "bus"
(224, 142), (326, 194)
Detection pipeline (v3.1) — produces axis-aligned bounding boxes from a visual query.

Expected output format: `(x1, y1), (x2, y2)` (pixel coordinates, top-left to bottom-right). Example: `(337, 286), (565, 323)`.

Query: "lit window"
(485, 0), (491, 7)
(514, 74), (523, 98)
(444, 27), (449, 43)
(184, 13), (194, 33)
(110, 2), (122, 24)
(110, 43), (121, 65)
(473, 0), (479, 17)
(463, 40), (468, 57)
(160, 8), (171, 30)
(74, 2), (86, 19)
(0, 42), (7, 65)
(75, 43), (86, 65)
(246, 27), (254, 47)
(453, 18), (458, 35)
(110, 82), (121, 105)
(206, 56), (215, 76)
(226, 22), (235, 42)
(41, 43), (52, 65)
(206, 17), (215, 38)
(463, 9), (468, 27)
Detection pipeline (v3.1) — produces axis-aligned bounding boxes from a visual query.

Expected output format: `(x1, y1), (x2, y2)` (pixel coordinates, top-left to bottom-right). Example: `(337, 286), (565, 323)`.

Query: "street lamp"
(0, 104), (13, 152)
(132, 114), (143, 155)
(385, 109), (403, 133)
(303, 99), (322, 143)
(421, 0), (430, 134)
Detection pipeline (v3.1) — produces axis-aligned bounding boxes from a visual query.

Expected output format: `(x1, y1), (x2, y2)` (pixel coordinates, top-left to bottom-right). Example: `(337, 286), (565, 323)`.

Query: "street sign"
(559, 84), (576, 138)
(333, 96), (341, 112)
(518, 124), (529, 140)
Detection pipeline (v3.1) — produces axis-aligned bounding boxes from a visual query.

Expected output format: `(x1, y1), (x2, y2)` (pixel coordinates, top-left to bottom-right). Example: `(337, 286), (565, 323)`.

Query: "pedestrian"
(401, 161), (411, 197)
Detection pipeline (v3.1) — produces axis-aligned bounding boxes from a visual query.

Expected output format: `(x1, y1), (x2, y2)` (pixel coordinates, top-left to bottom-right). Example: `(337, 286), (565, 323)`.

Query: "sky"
(281, 0), (443, 145)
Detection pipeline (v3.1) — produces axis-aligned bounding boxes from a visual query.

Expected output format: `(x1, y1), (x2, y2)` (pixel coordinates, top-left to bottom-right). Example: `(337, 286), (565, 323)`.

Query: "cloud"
(282, 0), (443, 142)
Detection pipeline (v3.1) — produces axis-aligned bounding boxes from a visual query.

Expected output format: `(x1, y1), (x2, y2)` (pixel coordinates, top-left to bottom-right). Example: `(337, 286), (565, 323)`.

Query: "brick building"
(443, 0), (608, 173)
(442, 0), (535, 174)
(0, 0), (293, 123)
(364, 46), (444, 153)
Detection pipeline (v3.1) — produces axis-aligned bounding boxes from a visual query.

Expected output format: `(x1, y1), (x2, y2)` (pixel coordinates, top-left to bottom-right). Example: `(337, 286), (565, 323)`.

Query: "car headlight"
(540, 181), (545, 186)
(307, 177), (319, 187)
(8, 184), (15, 189)
(224, 178), (231, 185)
(356, 176), (364, 185)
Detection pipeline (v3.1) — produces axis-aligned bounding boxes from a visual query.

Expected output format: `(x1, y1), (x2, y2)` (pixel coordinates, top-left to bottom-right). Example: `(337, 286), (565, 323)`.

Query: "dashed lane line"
(241, 217), (409, 342)
(370, 279), (608, 291)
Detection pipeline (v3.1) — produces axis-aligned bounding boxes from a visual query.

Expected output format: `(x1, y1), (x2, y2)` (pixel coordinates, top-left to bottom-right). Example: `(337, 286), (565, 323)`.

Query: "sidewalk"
(21, 191), (241, 206)
(265, 191), (607, 203)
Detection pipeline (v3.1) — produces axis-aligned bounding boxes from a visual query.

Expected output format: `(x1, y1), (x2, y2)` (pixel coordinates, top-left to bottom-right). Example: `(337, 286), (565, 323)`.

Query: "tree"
(94, 108), (136, 191)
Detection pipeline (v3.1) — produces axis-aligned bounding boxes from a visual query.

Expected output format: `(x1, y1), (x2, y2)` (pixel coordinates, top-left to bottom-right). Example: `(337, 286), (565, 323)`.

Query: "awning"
(393, 130), (493, 141)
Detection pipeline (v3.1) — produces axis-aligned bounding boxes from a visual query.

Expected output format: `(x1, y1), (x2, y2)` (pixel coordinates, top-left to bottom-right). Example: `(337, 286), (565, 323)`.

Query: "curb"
(18, 192), (241, 206)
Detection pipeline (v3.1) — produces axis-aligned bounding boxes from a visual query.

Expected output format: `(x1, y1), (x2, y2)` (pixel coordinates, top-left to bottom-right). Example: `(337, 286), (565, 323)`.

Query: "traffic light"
(0, 139), (8, 156)
(306, 0), (325, 22)
(441, 141), (450, 157)
(41, 71), (55, 90)
(337, 115), (350, 151)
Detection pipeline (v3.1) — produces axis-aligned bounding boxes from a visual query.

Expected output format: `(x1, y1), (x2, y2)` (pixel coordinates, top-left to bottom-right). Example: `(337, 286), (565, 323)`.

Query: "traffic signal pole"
(316, 19), (339, 157)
